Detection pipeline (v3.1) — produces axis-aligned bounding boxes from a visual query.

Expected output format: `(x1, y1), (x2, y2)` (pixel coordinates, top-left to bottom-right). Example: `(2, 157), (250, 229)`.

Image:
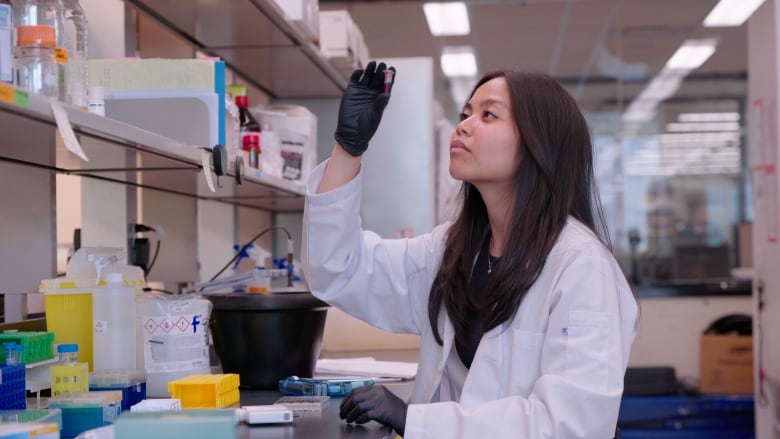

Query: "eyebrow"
(462, 98), (510, 113)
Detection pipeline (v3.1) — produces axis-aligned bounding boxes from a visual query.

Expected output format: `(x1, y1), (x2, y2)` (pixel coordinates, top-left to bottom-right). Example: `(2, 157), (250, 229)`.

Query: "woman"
(302, 61), (639, 438)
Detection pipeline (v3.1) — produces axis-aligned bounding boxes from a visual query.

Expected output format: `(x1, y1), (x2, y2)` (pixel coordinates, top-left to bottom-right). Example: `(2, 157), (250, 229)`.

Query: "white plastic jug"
(92, 272), (136, 371)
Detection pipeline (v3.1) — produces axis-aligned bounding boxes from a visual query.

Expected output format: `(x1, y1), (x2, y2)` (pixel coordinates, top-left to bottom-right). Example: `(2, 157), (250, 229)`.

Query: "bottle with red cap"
(230, 85), (262, 171)
(243, 132), (260, 170)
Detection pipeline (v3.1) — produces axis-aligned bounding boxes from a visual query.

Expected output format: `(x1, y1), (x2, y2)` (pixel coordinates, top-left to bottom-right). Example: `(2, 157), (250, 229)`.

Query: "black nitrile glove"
(339, 385), (408, 435)
(334, 61), (396, 156)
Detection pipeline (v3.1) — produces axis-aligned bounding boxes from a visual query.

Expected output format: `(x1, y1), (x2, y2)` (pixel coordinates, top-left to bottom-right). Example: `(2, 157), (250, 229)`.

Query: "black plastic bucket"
(205, 291), (328, 389)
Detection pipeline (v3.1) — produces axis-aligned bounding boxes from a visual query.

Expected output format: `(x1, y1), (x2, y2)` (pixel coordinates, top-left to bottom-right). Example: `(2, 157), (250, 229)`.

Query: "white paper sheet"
(50, 99), (88, 161)
(315, 357), (417, 380)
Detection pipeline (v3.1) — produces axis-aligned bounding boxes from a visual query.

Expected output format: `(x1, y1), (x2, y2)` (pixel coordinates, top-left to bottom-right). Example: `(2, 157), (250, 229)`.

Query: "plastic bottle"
(260, 122), (283, 178)
(245, 244), (271, 292)
(15, 24), (59, 97)
(57, 343), (79, 364)
(92, 272), (137, 371)
(3, 342), (21, 365)
(243, 132), (260, 170)
(87, 84), (104, 116)
(14, 0), (66, 100)
(0, 0), (12, 84)
(60, 0), (87, 107)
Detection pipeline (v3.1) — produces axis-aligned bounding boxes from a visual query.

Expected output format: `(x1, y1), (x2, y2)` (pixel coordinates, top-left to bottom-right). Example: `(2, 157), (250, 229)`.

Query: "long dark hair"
(428, 71), (609, 345)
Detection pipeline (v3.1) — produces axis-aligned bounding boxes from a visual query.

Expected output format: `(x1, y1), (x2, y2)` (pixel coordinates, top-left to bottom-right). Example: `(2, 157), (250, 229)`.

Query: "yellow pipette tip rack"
(167, 374), (240, 409)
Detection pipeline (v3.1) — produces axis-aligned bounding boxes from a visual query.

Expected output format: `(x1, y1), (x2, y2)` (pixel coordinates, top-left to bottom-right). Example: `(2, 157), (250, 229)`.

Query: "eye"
(483, 111), (497, 119)
(458, 112), (470, 122)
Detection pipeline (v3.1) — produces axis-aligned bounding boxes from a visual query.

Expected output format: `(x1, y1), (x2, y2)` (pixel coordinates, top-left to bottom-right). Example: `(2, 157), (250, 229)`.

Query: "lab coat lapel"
(420, 312), (455, 403)
(459, 324), (504, 407)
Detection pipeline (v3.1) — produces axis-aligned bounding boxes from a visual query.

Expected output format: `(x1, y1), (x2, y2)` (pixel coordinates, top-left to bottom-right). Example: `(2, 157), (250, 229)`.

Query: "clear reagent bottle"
(57, 343), (78, 365)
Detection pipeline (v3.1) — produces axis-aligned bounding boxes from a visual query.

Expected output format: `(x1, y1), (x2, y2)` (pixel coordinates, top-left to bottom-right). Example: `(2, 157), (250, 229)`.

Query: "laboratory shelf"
(125, 0), (349, 99)
(0, 89), (305, 212)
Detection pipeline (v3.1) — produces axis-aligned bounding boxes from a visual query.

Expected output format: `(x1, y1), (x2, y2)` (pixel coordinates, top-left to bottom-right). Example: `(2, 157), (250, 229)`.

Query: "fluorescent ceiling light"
(666, 39), (718, 70)
(423, 2), (470, 36)
(642, 70), (685, 100)
(666, 122), (741, 132)
(678, 112), (740, 122)
(441, 46), (477, 77)
(659, 132), (740, 143)
(703, 0), (766, 27)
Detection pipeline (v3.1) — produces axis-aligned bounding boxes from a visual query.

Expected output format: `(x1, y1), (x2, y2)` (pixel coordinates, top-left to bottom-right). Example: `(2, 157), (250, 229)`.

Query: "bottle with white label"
(92, 272), (137, 371)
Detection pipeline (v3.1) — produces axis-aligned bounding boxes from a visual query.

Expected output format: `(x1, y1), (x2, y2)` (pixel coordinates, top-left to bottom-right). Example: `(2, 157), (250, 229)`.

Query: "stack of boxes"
(0, 363), (26, 410)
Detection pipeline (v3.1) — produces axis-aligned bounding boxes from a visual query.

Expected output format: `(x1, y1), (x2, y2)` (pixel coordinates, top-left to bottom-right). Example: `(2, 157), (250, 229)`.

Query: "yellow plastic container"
(41, 278), (95, 371)
(167, 374), (240, 409)
(51, 362), (90, 396)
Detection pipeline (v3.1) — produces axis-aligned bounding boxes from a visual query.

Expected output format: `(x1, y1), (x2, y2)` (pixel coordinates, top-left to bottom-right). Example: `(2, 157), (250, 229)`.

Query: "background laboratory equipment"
(205, 291), (328, 389)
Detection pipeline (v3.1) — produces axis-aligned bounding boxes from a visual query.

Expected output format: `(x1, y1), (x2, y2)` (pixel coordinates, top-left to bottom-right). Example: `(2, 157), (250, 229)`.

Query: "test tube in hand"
(383, 69), (395, 94)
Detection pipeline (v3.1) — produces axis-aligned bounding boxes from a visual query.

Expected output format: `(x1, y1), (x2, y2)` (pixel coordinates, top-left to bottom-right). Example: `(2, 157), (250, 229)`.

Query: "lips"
(450, 140), (469, 152)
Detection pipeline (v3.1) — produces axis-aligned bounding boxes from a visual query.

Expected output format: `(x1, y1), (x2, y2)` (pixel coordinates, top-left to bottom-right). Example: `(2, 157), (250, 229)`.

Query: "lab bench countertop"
(238, 349), (416, 438)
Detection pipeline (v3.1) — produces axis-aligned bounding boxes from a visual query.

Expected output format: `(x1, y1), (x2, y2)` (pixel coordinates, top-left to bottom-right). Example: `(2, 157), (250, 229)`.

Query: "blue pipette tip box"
(89, 369), (147, 411)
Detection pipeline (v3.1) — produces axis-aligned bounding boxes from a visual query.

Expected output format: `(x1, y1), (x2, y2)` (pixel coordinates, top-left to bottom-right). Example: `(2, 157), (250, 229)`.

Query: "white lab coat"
(302, 161), (639, 439)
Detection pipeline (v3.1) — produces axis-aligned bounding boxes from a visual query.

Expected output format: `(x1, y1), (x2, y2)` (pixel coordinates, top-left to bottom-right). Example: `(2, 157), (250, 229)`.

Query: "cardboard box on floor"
(699, 334), (754, 395)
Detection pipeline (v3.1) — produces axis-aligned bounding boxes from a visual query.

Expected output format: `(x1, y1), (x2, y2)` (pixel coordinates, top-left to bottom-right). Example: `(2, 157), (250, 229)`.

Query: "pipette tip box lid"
(114, 410), (236, 439)
(48, 391), (122, 438)
(89, 370), (147, 411)
(0, 409), (62, 428)
(0, 422), (59, 439)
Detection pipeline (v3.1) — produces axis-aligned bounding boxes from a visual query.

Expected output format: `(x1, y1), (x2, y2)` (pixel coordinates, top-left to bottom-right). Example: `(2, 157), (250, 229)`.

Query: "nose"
(456, 116), (471, 136)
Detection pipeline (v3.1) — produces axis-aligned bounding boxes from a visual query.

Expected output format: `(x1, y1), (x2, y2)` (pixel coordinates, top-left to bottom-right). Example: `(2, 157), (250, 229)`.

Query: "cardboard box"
(699, 334), (754, 395)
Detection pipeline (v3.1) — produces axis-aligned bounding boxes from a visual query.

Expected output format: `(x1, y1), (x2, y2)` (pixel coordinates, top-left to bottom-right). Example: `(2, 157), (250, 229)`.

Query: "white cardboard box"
(272, 0), (319, 41)
(319, 10), (370, 71)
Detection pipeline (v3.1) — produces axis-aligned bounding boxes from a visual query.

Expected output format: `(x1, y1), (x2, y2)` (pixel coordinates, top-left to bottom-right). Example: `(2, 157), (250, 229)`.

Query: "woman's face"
(449, 77), (520, 188)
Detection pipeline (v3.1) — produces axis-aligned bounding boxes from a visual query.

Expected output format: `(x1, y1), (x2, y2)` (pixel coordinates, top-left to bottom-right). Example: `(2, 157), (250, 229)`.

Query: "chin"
(449, 165), (465, 181)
